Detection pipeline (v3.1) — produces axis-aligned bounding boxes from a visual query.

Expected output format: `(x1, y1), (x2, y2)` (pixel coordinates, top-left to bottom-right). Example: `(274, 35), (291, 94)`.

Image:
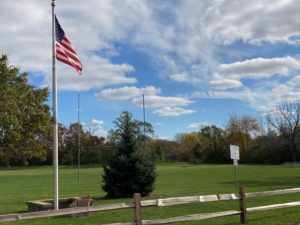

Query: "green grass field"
(1, 163), (300, 225)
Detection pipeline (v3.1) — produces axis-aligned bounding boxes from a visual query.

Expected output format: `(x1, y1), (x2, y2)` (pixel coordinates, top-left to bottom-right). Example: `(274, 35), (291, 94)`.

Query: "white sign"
(233, 159), (238, 166)
(230, 145), (240, 160)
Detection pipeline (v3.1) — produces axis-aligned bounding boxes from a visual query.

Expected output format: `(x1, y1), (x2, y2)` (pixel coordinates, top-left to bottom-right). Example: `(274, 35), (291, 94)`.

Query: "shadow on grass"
(0, 164), (104, 171)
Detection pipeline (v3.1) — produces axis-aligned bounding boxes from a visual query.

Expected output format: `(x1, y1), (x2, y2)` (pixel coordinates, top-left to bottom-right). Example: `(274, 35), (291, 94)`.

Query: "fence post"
(134, 193), (142, 225)
(239, 186), (247, 224)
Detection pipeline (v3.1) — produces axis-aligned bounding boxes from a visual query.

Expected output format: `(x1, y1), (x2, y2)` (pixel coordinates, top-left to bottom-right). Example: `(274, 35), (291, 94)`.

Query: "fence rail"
(0, 187), (300, 224)
(0, 202), (134, 223)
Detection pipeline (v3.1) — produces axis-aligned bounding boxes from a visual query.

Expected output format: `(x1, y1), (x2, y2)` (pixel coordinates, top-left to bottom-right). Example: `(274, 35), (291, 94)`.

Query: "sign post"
(230, 145), (240, 191)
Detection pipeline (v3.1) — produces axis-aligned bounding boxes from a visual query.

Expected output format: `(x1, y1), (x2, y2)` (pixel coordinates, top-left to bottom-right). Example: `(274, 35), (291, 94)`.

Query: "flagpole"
(51, 0), (59, 210)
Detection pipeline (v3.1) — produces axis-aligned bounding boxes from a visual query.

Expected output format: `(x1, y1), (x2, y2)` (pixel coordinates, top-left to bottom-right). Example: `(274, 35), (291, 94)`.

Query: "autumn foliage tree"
(226, 115), (260, 152)
(176, 132), (202, 162)
(57, 122), (106, 165)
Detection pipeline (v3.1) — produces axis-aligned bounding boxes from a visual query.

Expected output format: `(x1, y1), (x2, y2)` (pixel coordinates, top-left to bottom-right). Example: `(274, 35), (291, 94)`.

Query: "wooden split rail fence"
(1, 187), (300, 224)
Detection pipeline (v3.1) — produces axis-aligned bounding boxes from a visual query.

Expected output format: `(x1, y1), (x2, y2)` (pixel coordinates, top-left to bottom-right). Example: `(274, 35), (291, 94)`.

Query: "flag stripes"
(55, 16), (82, 74)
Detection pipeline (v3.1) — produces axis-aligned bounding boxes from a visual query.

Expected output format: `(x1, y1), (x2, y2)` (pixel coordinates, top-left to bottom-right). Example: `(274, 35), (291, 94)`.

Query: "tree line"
(1, 54), (300, 167)
(154, 102), (300, 164)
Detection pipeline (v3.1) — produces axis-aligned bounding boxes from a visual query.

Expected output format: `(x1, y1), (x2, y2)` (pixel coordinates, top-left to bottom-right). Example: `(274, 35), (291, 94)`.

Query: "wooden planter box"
(26, 196), (93, 213)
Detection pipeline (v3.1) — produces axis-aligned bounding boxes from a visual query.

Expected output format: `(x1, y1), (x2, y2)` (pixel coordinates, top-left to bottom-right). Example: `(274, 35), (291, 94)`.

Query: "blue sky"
(2, 0), (300, 139)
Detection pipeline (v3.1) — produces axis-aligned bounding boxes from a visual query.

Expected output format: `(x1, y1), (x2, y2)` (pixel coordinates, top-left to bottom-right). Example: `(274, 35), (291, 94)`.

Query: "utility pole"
(77, 93), (81, 184)
(143, 94), (146, 151)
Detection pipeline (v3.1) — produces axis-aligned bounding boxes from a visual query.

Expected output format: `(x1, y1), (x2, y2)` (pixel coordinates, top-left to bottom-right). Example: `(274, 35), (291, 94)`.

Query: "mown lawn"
(1, 163), (300, 224)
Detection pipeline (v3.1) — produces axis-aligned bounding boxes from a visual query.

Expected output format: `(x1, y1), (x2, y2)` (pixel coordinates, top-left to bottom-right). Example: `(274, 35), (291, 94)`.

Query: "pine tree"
(102, 111), (156, 198)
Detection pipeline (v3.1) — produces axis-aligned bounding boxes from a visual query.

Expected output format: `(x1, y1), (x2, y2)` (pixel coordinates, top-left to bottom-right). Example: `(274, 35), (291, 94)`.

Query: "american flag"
(55, 16), (82, 75)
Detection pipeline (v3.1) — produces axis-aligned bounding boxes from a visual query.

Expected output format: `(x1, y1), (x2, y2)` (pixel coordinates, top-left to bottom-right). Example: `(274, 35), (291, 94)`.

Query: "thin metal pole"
(234, 165), (239, 191)
(142, 94), (146, 151)
(51, 0), (59, 210)
(77, 93), (81, 184)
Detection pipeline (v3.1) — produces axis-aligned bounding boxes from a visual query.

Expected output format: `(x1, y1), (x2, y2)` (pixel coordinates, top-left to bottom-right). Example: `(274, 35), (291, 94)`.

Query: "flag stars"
(55, 16), (65, 43)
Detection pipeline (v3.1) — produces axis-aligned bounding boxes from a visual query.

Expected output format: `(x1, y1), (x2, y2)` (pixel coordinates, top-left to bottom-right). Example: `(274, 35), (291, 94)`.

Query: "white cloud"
(3, 0), (300, 116)
(96, 85), (194, 117)
(204, 0), (300, 44)
(153, 107), (196, 117)
(3, 1), (300, 88)
(188, 123), (201, 129)
(0, 1), (51, 73)
(95, 85), (194, 117)
(170, 72), (189, 82)
(121, 1), (218, 86)
(192, 89), (268, 112)
(210, 78), (242, 90)
(287, 75), (300, 86)
(203, 56), (300, 112)
(96, 86), (161, 100)
(132, 95), (193, 108)
(46, 55), (136, 91)
(0, 1), (143, 91)
(188, 122), (211, 129)
(218, 57), (300, 80)
(0, 0), (220, 91)
(192, 84), (300, 113)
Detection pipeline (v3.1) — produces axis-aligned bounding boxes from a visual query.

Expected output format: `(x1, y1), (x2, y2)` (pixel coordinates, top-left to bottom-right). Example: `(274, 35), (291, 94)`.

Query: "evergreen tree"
(102, 111), (156, 198)
(0, 55), (51, 166)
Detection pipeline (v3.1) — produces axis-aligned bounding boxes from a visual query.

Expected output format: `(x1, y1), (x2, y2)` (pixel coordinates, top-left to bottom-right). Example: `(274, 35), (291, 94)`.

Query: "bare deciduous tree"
(267, 100), (300, 162)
